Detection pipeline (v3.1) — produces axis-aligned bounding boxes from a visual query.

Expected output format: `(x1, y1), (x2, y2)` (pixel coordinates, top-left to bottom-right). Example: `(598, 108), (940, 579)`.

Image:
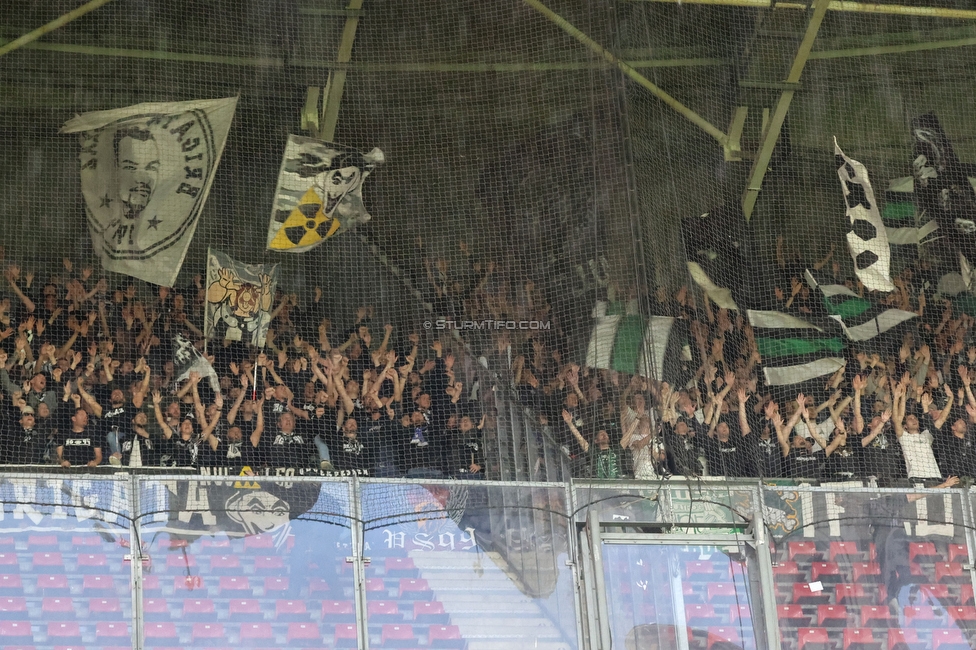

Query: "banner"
(585, 301), (690, 383)
(834, 138), (894, 293)
(204, 249), (279, 346)
(682, 205), (749, 310)
(61, 98), (238, 286)
(746, 309), (845, 387)
(267, 136), (384, 253)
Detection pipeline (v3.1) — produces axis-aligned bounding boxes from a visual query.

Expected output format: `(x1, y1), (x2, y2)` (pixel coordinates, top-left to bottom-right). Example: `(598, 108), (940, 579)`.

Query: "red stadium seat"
(385, 557), (417, 576)
(76, 553), (108, 573)
(182, 598), (216, 621)
(428, 624), (463, 648)
(207, 555), (240, 573)
(368, 600), (402, 623)
(789, 542), (821, 561)
(142, 575), (161, 593)
(309, 578), (332, 596)
(335, 623), (358, 647)
(706, 583), (737, 604)
(264, 576), (289, 594)
(95, 621), (129, 641)
(860, 606), (893, 628)
(830, 542), (864, 561)
(777, 604), (809, 628)
(948, 543), (968, 563)
(908, 543), (939, 563)
(191, 622), (224, 645)
(852, 563), (881, 583)
(963, 584), (975, 605)
(322, 600), (355, 622)
(28, 535), (58, 548)
(218, 576), (250, 596)
(172, 575), (205, 593)
(0, 597), (27, 618)
(773, 561), (803, 583)
(818, 604), (847, 627)
(228, 599), (261, 621)
(82, 575), (115, 595)
(275, 599), (310, 621)
(931, 628), (968, 650)
(201, 538), (232, 549)
(88, 598), (121, 619)
(144, 621), (178, 644)
(164, 553), (197, 571)
(707, 627), (740, 649)
(380, 624), (416, 647)
(793, 583), (830, 604)
(729, 604), (751, 625)
(399, 578), (431, 599)
(240, 622), (273, 645)
(811, 562), (842, 583)
(842, 628), (877, 650)
(243, 535), (274, 551)
(0, 554), (18, 569)
(286, 622), (321, 646)
(254, 556), (285, 573)
(37, 574), (70, 594)
(41, 597), (75, 619)
(46, 621), (81, 642)
(936, 563), (965, 583)
(905, 605), (943, 627)
(31, 552), (63, 572)
(684, 561), (715, 581)
(686, 604), (722, 627)
(919, 583), (950, 600)
(0, 575), (23, 595)
(835, 584), (867, 604)
(798, 628), (830, 650)
(0, 620), (33, 644)
(887, 628), (923, 650)
(414, 600), (448, 623)
(365, 578), (385, 594)
(946, 606), (976, 628)
(142, 598), (170, 621)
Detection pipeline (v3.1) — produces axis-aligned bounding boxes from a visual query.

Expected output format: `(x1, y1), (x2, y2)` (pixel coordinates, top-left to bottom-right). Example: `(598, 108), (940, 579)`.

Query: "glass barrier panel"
(763, 486), (975, 650)
(137, 476), (355, 649)
(361, 479), (578, 650)
(602, 542), (759, 650)
(0, 474), (133, 648)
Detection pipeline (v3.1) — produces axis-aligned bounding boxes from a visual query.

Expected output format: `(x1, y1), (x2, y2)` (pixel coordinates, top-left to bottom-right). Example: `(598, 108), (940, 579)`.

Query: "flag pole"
(203, 247), (211, 357)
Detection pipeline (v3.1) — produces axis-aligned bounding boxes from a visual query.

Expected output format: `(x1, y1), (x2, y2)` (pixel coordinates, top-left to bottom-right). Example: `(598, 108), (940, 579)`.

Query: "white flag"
(61, 97), (238, 286)
(267, 135), (384, 253)
(834, 137), (894, 293)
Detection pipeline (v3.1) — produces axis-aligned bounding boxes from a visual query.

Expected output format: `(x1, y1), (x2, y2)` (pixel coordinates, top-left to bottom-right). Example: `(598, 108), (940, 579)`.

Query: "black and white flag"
(172, 334), (220, 395)
(204, 250), (279, 346)
(835, 138), (894, 293)
(61, 98), (237, 287)
(267, 136), (384, 253)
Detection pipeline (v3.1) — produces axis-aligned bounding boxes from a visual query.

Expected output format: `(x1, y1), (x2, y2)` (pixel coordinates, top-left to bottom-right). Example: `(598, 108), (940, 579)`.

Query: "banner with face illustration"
(61, 98), (238, 286)
(266, 136), (384, 253)
(204, 249), (279, 346)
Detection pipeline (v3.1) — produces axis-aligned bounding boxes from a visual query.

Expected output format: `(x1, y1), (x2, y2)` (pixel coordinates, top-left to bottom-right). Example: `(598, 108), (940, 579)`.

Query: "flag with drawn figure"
(204, 250), (279, 346)
(747, 309), (846, 387)
(267, 136), (384, 253)
(585, 301), (690, 383)
(835, 138), (894, 293)
(61, 98), (238, 287)
(172, 334), (220, 395)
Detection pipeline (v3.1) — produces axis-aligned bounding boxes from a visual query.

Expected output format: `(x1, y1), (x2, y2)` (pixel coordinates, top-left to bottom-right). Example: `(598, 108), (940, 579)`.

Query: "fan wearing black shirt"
(8, 406), (46, 464)
(56, 404), (103, 468)
(702, 394), (750, 478)
(267, 412), (317, 469)
(95, 358), (150, 466)
(776, 393), (842, 481)
(852, 376), (902, 481)
(202, 398), (264, 469)
(333, 417), (371, 474)
(151, 387), (220, 468)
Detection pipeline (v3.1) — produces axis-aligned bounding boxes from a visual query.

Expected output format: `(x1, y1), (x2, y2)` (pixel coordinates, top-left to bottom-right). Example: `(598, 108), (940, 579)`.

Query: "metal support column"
(128, 474), (145, 650)
(960, 488), (976, 604)
(349, 477), (370, 650)
(0, 0), (117, 59)
(754, 487), (783, 650)
(741, 0), (830, 220)
(587, 510), (612, 650)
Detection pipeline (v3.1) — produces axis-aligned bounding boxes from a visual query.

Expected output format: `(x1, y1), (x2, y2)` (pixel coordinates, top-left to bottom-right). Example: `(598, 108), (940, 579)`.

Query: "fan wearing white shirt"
(892, 379), (952, 481)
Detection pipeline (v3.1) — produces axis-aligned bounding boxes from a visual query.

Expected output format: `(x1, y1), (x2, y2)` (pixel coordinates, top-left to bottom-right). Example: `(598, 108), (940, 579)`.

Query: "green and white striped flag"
(805, 270), (917, 342)
(882, 176), (938, 246)
(747, 310), (846, 386)
(585, 302), (688, 382)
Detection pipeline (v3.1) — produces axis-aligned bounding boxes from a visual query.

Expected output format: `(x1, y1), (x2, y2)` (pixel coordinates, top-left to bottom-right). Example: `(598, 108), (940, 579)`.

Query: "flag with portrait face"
(267, 136), (384, 253)
(61, 98), (238, 287)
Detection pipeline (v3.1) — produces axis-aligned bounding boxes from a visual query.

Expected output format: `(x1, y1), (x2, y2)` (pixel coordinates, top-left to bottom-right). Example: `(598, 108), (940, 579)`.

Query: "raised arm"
(152, 391), (174, 440)
(852, 375), (866, 434)
(934, 384), (955, 430)
(736, 388), (751, 436)
(862, 409), (891, 448)
(562, 409), (589, 453)
(250, 398), (265, 448)
(226, 374), (249, 425)
(76, 378), (102, 418)
(132, 358), (151, 409)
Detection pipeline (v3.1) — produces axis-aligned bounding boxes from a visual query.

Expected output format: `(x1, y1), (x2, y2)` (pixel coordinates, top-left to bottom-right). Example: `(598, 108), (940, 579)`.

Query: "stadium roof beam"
(522, 0), (739, 159)
(0, 0), (117, 59)
(741, 0), (830, 221)
(626, 0), (976, 21)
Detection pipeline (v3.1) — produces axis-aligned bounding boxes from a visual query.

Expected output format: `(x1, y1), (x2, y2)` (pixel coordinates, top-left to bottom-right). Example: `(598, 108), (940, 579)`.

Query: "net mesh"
(1, 1), (976, 485)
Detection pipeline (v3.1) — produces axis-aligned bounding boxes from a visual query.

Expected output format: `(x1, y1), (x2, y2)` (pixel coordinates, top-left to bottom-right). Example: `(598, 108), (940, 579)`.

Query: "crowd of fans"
(6, 245), (976, 486)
